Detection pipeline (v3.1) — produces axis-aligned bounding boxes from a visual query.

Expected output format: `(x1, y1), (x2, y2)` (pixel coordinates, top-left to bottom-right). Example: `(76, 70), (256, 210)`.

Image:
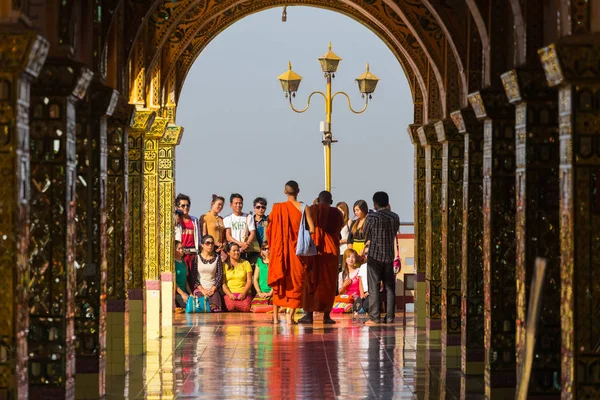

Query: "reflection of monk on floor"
(299, 191), (344, 325)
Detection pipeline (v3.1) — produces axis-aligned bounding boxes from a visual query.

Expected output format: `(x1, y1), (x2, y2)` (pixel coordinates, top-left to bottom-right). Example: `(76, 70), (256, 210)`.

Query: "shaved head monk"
(299, 190), (344, 324)
(266, 181), (314, 324)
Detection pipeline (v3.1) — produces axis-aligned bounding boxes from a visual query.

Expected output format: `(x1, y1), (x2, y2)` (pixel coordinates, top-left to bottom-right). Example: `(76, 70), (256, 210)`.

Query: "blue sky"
(176, 6), (414, 224)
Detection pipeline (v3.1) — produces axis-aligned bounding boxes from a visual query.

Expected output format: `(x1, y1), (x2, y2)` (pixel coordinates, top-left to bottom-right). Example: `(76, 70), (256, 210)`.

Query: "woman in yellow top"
(202, 194), (226, 253)
(222, 242), (253, 312)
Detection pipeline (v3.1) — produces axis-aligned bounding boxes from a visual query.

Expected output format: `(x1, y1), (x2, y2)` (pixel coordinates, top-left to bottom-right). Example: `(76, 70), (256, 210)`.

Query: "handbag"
(243, 214), (261, 253)
(393, 236), (402, 274)
(185, 295), (211, 313)
(296, 203), (317, 256)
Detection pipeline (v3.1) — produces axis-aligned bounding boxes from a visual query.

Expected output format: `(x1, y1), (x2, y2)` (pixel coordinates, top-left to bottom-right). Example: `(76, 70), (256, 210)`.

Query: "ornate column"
(0, 28), (47, 400)
(106, 97), (135, 382)
(501, 67), (561, 397)
(158, 125), (183, 330)
(407, 124), (426, 329)
(105, 100), (134, 383)
(450, 109), (485, 394)
(435, 119), (463, 367)
(539, 38), (600, 399)
(127, 110), (155, 357)
(143, 117), (168, 340)
(73, 81), (118, 399)
(28, 59), (93, 399)
(467, 90), (517, 399)
(417, 123), (443, 340)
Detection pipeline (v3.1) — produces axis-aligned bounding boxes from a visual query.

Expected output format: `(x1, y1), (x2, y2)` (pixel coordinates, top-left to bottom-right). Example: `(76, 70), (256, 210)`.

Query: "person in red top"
(298, 191), (344, 324)
(174, 193), (201, 288)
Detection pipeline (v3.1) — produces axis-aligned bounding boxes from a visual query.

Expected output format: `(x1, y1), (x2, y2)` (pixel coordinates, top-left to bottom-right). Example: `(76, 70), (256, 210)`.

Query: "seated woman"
(251, 242), (273, 313)
(222, 242), (253, 312)
(190, 234), (223, 312)
(332, 249), (361, 313)
(174, 240), (193, 309)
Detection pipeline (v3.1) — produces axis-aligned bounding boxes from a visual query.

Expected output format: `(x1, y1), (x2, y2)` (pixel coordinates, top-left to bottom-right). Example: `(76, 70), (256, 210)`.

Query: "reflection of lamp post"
(277, 43), (379, 192)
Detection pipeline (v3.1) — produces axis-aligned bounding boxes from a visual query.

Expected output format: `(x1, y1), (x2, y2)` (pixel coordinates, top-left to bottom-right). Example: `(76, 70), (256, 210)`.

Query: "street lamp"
(277, 43), (379, 192)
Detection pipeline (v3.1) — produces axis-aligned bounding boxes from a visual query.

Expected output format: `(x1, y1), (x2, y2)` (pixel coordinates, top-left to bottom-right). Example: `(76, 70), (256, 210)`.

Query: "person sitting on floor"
(174, 240), (193, 310)
(222, 242), (253, 312)
(251, 242), (273, 313)
(332, 248), (362, 314)
(190, 234), (223, 312)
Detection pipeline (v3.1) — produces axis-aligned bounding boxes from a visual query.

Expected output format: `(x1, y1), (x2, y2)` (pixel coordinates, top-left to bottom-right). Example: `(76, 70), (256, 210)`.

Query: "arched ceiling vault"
(127, 0), (478, 124)
(144, 0), (462, 120)
(162, 1), (434, 119)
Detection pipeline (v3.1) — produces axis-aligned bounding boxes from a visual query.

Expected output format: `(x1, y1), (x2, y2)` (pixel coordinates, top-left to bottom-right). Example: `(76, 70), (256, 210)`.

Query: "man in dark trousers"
(363, 191), (400, 325)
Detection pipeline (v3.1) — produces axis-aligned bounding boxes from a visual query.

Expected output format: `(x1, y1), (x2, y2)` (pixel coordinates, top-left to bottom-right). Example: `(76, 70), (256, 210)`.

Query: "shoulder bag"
(296, 203), (317, 256)
(393, 236), (402, 274)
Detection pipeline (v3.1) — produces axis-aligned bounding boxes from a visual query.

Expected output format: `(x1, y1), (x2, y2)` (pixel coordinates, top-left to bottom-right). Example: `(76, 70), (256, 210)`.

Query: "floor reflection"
(104, 312), (483, 399)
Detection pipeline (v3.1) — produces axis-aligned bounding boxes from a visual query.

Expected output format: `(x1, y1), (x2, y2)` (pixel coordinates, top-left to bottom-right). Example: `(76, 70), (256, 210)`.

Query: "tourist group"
(173, 180), (400, 326)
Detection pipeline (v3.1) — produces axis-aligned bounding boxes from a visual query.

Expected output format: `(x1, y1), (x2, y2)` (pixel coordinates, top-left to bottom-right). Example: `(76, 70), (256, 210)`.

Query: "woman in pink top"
(338, 248), (361, 297)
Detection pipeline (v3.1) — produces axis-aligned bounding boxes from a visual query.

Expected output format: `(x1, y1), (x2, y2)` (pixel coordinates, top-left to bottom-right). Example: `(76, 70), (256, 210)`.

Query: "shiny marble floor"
(106, 312), (484, 399)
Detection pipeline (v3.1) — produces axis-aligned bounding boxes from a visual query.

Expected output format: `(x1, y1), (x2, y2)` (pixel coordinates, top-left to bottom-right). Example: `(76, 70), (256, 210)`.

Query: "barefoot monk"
(298, 190), (344, 325)
(267, 181), (314, 324)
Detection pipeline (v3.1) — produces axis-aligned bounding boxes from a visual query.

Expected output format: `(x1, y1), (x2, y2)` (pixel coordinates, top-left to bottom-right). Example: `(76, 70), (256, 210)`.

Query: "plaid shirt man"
(363, 208), (400, 263)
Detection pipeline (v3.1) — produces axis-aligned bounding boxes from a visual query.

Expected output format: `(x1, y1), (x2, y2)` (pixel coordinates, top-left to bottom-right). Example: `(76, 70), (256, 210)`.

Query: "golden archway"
(1, 1), (599, 399)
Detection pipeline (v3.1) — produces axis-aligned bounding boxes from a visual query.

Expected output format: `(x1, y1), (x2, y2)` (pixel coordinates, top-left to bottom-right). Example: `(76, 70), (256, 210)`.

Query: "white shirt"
(358, 262), (369, 293)
(340, 222), (349, 253)
(223, 213), (255, 243)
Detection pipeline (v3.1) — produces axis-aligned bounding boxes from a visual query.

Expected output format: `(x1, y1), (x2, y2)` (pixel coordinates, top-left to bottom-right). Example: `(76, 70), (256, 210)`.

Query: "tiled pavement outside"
(106, 312), (484, 399)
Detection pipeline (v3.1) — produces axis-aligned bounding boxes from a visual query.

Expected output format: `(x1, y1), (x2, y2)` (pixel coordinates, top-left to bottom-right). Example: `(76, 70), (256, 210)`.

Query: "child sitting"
(174, 241), (193, 310)
(251, 243), (273, 313)
(332, 249), (361, 313)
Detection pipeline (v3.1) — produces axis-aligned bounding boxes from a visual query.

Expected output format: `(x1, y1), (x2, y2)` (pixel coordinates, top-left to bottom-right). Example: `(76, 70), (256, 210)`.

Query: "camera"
(174, 209), (184, 216)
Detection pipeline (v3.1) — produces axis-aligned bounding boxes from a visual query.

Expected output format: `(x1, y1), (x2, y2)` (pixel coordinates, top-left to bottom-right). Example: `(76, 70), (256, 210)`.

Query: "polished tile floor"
(106, 312), (483, 399)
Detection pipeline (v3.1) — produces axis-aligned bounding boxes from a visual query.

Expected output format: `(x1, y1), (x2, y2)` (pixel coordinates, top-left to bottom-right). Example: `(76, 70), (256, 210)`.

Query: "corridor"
(105, 313), (483, 399)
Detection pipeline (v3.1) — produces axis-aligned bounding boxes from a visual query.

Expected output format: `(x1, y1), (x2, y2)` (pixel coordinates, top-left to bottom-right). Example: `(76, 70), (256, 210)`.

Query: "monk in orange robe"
(267, 180), (314, 324)
(299, 191), (344, 324)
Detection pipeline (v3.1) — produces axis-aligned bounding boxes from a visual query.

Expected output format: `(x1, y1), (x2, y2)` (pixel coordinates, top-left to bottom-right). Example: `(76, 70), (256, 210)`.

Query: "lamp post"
(277, 43), (379, 192)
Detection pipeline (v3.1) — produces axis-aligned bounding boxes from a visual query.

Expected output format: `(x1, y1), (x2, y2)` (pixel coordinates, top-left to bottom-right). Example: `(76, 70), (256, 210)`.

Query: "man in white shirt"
(223, 193), (256, 259)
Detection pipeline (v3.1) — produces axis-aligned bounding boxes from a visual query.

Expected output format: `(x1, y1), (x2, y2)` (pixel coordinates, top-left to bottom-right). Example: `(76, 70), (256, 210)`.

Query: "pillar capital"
(160, 125), (184, 146)
(34, 58), (93, 100)
(109, 98), (135, 128)
(501, 68), (555, 105)
(539, 36), (600, 86)
(467, 89), (512, 120)
(434, 119), (461, 143)
(131, 109), (156, 133)
(146, 117), (169, 140)
(0, 28), (48, 75)
(88, 80), (119, 116)
(407, 124), (422, 145)
(450, 108), (482, 136)
(417, 123), (438, 147)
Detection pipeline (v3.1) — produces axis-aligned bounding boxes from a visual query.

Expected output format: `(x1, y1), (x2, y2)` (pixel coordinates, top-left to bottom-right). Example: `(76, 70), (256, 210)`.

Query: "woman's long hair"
(224, 242), (239, 271)
(341, 248), (360, 280)
(336, 202), (349, 226)
(351, 200), (368, 234)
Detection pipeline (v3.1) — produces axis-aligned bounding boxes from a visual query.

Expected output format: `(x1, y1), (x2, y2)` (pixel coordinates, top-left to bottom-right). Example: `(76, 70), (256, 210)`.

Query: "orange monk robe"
(303, 204), (344, 312)
(267, 201), (307, 308)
